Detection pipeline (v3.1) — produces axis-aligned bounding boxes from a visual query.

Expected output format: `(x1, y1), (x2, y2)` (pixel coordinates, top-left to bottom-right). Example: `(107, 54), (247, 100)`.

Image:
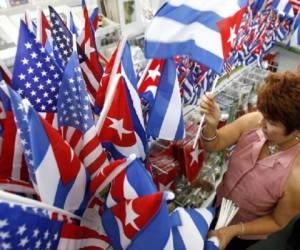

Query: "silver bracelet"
(200, 125), (217, 142)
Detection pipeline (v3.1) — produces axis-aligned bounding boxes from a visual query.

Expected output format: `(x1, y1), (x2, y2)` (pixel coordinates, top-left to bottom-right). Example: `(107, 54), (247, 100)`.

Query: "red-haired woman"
(200, 71), (300, 250)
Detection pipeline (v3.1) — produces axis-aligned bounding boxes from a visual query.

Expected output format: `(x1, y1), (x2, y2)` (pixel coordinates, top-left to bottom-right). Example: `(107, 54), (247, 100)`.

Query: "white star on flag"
(227, 25), (237, 47)
(190, 144), (203, 166)
(125, 200), (140, 231)
(0, 219), (8, 228)
(108, 117), (132, 140)
(159, 181), (173, 191)
(146, 65), (161, 81)
(85, 38), (96, 60)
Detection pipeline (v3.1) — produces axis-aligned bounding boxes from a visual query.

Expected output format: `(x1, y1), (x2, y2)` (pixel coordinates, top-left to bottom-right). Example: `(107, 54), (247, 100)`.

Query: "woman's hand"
(200, 92), (221, 129)
(208, 226), (238, 250)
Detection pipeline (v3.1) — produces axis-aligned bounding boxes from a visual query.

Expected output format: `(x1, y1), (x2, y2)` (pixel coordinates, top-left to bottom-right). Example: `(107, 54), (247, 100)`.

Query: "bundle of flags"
(1, 0), (300, 249)
(145, 0), (300, 76)
(175, 56), (216, 105)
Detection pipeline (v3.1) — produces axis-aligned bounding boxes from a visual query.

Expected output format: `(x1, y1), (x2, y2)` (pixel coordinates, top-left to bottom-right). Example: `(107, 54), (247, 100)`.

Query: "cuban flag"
(97, 76), (146, 159)
(96, 41), (148, 160)
(102, 192), (174, 250)
(57, 51), (109, 178)
(170, 207), (216, 250)
(1, 83), (90, 216)
(147, 59), (185, 141)
(145, 0), (248, 74)
(106, 157), (157, 208)
(89, 154), (137, 196)
(137, 59), (165, 109)
(184, 141), (205, 183)
(0, 197), (110, 250)
(272, 0), (295, 16)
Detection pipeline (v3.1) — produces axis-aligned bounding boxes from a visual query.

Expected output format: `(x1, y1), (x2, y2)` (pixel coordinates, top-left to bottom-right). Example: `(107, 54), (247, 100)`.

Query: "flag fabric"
(146, 59), (185, 141)
(289, 0), (300, 16)
(0, 112), (30, 183)
(90, 7), (100, 31)
(180, 62), (213, 105)
(97, 42), (147, 160)
(217, 6), (247, 63)
(69, 12), (79, 36)
(12, 21), (63, 113)
(57, 223), (110, 250)
(119, 42), (148, 159)
(102, 192), (174, 250)
(0, 178), (35, 195)
(78, 0), (103, 104)
(97, 75), (146, 159)
(0, 86), (55, 196)
(184, 141), (205, 183)
(204, 238), (220, 250)
(170, 207), (216, 250)
(95, 46), (118, 111)
(175, 56), (215, 105)
(106, 157), (157, 208)
(137, 59), (165, 108)
(145, 0), (248, 74)
(230, 5), (295, 68)
(1, 83), (90, 216)
(89, 154), (137, 196)
(0, 198), (110, 250)
(38, 10), (52, 47)
(57, 51), (108, 178)
(39, 10), (55, 58)
(49, 6), (73, 69)
(272, 0), (295, 16)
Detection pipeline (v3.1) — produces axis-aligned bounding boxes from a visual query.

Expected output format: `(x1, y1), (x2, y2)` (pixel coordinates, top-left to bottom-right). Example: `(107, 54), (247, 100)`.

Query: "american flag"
(57, 52), (108, 177)
(12, 21), (62, 113)
(0, 198), (110, 250)
(49, 6), (73, 69)
(0, 200), (62, 250)
(289, 0), (300, 16)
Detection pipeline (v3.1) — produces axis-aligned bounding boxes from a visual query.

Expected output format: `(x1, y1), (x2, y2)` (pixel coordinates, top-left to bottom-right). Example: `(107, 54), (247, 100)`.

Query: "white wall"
(274, 46), (300, 72)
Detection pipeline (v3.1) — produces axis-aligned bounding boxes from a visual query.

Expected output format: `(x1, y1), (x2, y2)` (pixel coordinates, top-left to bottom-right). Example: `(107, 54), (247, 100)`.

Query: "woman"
(200, 71), (300, 250)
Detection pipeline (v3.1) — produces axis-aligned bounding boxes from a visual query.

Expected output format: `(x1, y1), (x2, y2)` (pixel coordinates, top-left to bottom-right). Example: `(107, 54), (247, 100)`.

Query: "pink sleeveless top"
(216, 128), (300, 239)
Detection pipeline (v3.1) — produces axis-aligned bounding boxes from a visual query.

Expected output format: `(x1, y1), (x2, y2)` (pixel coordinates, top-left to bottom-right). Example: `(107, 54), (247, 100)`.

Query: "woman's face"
(259, 116), (288, 143)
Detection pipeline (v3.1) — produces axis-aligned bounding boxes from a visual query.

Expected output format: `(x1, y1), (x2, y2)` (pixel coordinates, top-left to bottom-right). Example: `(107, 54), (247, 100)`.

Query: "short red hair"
(257, 71), (300, 134)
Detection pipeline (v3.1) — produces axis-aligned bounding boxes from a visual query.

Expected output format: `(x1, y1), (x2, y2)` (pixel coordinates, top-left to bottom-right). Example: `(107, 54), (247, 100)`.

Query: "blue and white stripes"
(147, 59), (185, 141)
(170, 207), (216, 250)
(145, 0), (247, 74)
